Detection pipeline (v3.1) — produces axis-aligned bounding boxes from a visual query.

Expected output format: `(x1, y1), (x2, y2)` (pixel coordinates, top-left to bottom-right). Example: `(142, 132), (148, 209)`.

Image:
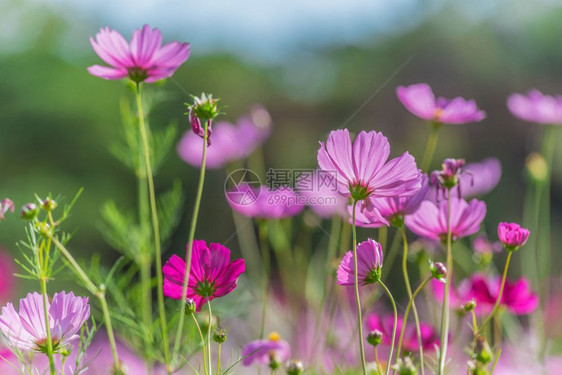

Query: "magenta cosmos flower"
(405, 197), (486, 242)
(432, 273), (538, 316)
(226, 184), (304, 219)
(317, 129), (421, 206)
(241, 332), (291, 366)
(88, 24), (190, 83)
(337, 238), (383, 286)
(162, 240), (245, 312)
(366, 314), (439, 352)
(396, 83), (485, 124)
(178, 106), (272, 170)
(497, 222), (530, 251)
(507, 89), (562, 125)
(0, 292), (89, 351)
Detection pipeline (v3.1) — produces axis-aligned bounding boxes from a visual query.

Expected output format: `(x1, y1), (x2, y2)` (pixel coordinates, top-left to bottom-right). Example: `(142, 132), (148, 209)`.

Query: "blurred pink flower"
(317, 129), (421, 206)
(178, 106), (272, 170)
(366, 314), (439, 352)
(0, 292), (89, 351)
(241, 332), (291, 366)
(507, 89), (562, 125)
(337, 238), (383, 286)
(432, 273), (538, 316)
(226, 184), (304, 219)
(88, 24), (190, 82)
(396, 83), (485, 124)
(0, 199), (14, 221)
(497, 222), (530, 251)
(472, 234), (502, 254)
(298, 170), (348, 219)
(0, 250), (16, 303)
(404, 198), (486, 241)
(163, 240), (245, 312)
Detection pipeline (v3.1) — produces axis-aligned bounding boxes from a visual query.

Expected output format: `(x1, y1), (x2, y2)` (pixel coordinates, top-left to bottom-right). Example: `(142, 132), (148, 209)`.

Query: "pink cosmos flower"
(0, 199), (14, 221)
(88, 24), (190, 83)
(396, 83), (485, 124)
(497, 222), (530, 251)
(507, 89), (562, 125)
(162, 240), (245, 312)
(178, 106), (272, 170)
(337, 239), (383, 286)
(317, 129), (421, 205)
(366, 314), (439, 352)
(299, 170), (348, 219)
(226, 184), (304, 219)
(404, 198), (486, 241)
(0, 292), (90, 351)
(241, 332), (291, 366)
(432, 273), (538, 316)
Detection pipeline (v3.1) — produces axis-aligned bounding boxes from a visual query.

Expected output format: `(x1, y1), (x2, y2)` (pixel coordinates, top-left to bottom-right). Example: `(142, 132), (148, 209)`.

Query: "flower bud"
(367, 330), (383, 347)
(429, 261), (447, 281)
(391, 357), (418, 375)
(36, 222), (52, 237)
(21, 203), (40, 220)
(268, 352), (282, 370)
(462, 299), (476, 313)
(286, 360), (304, 375)
(474, 335), (493, 365)
(213, 329), (227, 343)
(185, 298), (196, 315)
(41, 197), (57, 211)
(497, 222), (530, 252)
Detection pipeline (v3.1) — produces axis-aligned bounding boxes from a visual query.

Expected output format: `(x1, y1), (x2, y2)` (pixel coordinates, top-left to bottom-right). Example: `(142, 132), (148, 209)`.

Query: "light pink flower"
(507, 89), (562, 125)
(241, 332), (291, 366)
(337, 238), (383, 286)
(0, 292), (89, 351)
(405, 198), (486, 241)
(299, 170), (348, 219)
(0, 199), (14, 221)
(396, 83), (485, 124)
(317, 129), (421, 205)
(497, 222), (530, 251)
(162, 240), (245, 312)
(88, 24), (190, 83)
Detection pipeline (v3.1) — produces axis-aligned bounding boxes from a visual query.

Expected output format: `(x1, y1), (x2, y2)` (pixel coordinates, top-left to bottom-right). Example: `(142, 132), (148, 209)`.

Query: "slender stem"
(395, 276), (432, 366)
(374, 347), (381, 375)
(421, 122), (441, 172)
(191, 314), (208, 375)
(438, 189), (453, 375)
(258, 221), (271, 339)
(138, 158), (153, 352)
(171, 110), (209, 366)
(216, 343), (222, 375)
(351, 199), (368, 375)
(381, 231), (401, 280)
(40, 278), (56, 375)
(379, 226), (388, 252)
(48, 235), (121, 371)
(398, 227), (425, 374)
(478, 252), (513, 332)
(135, 84), (170, 369)
(207, 302), (213, 375)
(378, 280), (397, 375)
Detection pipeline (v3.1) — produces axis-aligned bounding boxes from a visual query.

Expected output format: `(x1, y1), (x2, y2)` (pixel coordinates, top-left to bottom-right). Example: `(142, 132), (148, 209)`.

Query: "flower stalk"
(438, 188), (453, 374)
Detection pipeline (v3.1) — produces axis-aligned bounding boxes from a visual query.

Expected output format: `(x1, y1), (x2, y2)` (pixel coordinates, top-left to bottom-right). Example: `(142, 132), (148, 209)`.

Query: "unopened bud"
(367, 330), (383, 347)
(286, 360), (304, 375)
(41, 197), (57, 211)
(392, 357), (418, 375)
(213, 329), (227, 343)
(185, 298), (196, 315)
(268, 352), (281, 370)
(36, 222), (52, 237)
(475, 336), (493, 365)
(21, 203), (39, 220)
(429, 261), (447, 281)
(462, 299), (476, 313)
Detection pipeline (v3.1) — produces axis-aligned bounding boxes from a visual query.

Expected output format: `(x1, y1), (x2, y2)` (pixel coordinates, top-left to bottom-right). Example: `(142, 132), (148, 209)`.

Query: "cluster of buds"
(187, 93), (222, 145)
(431, 158), (466, 197)
(467, 335), (493, 375)
(18, 197), (59, 222)
(0, 198), (14, 221)
(497, 222), (530, 252)
(429, 260), (447, 282)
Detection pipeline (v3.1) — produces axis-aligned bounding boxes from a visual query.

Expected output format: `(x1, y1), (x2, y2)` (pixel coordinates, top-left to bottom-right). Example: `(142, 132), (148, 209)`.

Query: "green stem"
(40, 277), (56, 375)
(258, 221), (271, 339)
(378, 280), (397, 375)
(379, 226), (388, 252)
(395, 275), (432, 370)
(135, 84), (170, 369)
(421, 122), (441, 172)
(438, 189), (453, 375)
(216, 343), (222, 375)
(374, 347), (381, 375)
(171, 111), (209, 366)
(478, 252), (513, 333)
(207, 302), (213, 375)
(351, 199), (368, 375)
(191, 314), (208, 375)
(398, 227), (425, 374)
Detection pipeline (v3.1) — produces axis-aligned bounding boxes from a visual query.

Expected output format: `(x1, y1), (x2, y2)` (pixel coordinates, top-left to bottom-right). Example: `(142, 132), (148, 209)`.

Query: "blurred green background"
(1, 0), (562, 295)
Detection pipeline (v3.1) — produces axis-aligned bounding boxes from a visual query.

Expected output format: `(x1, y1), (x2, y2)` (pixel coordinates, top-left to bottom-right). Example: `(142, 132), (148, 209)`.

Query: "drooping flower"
(497, 222), (530, 251)
(88, 24), (190, 83)
(226, 184), (304, 219)
(0, 292), (90, 352)
(431, 273), (538, 316)
(0, 199), (14, 221)
(317, 129), (421, 205)
(162, 240), (245, 312)
(241, 332), (291, 367)
(187, 93), (223, 144)
(404, 198), (486, 242)
(337, 239), (383, 286)
(396, 83), (485, 124)
(507, 89), (562, 125)
(430, 158), (465, 191)
(366, 314), (439, 352)
(178, 106), (272, 169)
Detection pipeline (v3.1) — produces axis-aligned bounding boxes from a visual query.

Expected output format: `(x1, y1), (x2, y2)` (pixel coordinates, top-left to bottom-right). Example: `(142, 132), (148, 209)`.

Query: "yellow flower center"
(268, 331), (281, 341)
